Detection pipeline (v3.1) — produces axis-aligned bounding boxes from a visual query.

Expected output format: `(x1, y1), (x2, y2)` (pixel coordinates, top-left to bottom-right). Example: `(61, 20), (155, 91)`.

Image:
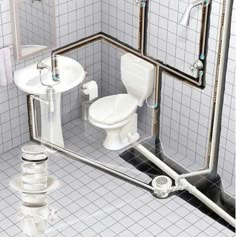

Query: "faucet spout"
(37, 59), (60, 83)
(179, 0), (207, 26)
(37, 61), (51, 71)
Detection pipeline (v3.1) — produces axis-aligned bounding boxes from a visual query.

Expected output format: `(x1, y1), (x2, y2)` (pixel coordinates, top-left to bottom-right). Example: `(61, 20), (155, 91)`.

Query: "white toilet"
(89, 53), (155, 150)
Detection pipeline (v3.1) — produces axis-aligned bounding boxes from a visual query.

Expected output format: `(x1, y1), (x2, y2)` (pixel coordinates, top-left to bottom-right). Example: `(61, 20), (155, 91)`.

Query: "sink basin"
(14, 55), (85, 95)
(14, 55), (86, 148)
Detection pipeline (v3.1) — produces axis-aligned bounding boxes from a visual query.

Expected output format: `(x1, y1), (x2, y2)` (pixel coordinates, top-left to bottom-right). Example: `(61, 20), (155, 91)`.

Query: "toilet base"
(103, 114), (140, 150)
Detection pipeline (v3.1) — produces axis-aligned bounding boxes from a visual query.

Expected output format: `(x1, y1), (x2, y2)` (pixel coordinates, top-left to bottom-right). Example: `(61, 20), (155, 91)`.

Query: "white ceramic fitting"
(152, 175), (173, 198)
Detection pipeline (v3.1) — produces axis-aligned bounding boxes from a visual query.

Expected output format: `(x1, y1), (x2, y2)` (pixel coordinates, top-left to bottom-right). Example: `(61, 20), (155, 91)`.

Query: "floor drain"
(152, 175), (172, 198)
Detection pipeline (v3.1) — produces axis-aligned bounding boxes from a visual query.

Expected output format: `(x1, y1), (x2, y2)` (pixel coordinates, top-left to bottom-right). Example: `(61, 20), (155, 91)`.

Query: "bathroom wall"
(101, 0), (154, 136)
(159, 0), (235, 196)
(156, 0), (220, 167)
(160, 71), (213, 168)
(218, 2), (236, 195)
(101, 0), (140, 49)
(61, 41), (102, 124)
(19, 0), (54, 47)
(0, 0), (102, 153)
(147, 0), (202, 77)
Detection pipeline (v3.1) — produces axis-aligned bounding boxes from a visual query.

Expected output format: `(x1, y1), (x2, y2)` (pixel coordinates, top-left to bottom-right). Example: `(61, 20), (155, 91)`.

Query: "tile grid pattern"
(0, 143), (235, 237)
(147, 0), (202, 77)
(159, 0), (222, 168)
(160, 72), (213, 167)
(62, 117), (151, 183)
(56, 0), (101, 47)
(101, 0), (140, 49)
(62, 117), (203, 181)
(20, 0), (53, 46)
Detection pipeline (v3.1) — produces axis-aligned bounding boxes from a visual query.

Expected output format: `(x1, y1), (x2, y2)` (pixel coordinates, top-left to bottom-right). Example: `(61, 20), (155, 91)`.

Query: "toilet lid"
(89, 94), (138, 125)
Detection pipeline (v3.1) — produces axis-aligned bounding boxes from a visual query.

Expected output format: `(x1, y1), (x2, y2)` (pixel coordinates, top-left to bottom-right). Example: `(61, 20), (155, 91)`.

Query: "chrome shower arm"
(180, 0), (208, 26)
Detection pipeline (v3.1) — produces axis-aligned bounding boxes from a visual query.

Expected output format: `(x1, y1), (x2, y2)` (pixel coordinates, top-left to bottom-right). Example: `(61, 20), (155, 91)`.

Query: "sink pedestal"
(40, 94), (64, 148)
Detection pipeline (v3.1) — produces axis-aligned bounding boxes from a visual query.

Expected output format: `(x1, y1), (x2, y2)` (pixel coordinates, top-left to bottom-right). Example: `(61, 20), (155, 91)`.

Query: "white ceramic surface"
(14, 55), (86, 95)
(121, 53), (155, 106)
(14, 55), (85, 147)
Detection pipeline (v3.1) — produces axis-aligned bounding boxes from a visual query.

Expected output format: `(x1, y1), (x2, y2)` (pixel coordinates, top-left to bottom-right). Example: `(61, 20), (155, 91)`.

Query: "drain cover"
(155, 176), (169, 185)
(152, 175), (172, 198)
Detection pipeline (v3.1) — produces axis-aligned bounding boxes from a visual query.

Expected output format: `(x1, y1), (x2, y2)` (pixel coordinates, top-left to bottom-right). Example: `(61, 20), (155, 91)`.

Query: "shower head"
(179, 0), (205, 26)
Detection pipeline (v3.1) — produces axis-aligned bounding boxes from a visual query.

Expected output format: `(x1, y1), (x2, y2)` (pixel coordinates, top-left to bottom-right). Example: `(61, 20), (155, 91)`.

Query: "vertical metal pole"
(208, 0), (233, 174)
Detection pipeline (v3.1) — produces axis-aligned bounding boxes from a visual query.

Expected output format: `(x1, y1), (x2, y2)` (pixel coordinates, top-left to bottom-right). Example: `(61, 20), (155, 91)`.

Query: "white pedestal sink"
(14, 55), (85, 147)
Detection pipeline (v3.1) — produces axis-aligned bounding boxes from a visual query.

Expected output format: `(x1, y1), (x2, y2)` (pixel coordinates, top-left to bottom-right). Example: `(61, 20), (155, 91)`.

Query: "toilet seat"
(89, 94), (138, 125)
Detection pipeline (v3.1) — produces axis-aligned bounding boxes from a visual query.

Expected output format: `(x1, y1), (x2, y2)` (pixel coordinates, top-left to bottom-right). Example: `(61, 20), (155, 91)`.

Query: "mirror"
(10, 0), (56, 60)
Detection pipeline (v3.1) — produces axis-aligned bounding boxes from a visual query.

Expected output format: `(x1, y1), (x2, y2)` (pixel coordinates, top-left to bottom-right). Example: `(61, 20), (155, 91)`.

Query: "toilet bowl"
(89, 94), (140, 150)
(89, 53), (155, 150)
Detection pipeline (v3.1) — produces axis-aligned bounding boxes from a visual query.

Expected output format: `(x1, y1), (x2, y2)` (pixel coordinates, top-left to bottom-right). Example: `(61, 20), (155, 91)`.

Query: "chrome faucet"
(37, 61), (51, 71)
(37, 59), (60, 82)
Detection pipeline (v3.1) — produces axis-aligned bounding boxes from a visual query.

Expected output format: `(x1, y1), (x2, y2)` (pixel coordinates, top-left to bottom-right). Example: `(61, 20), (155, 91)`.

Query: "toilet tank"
(121, 53), (155, 107)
